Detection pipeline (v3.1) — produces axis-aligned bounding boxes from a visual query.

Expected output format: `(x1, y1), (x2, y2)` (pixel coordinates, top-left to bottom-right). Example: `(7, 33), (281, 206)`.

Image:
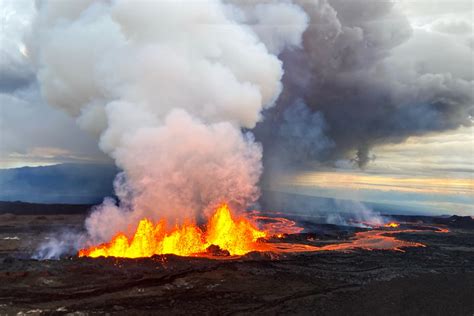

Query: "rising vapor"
(29, 0), (308, 243)
(28, 0), (472, 254)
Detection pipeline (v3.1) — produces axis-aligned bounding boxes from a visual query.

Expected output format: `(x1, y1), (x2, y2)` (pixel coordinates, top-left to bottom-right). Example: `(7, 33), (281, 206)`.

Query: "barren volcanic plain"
(0, 204), (473, 316)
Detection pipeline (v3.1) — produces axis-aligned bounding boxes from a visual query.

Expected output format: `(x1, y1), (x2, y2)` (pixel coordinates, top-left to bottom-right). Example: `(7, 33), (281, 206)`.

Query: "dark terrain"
(0, 203), (473, 315)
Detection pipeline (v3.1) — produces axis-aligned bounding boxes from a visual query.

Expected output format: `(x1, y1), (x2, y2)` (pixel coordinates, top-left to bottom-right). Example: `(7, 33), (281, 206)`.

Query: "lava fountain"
(79, 204), (268, 258)
(79, 204), (430, 259)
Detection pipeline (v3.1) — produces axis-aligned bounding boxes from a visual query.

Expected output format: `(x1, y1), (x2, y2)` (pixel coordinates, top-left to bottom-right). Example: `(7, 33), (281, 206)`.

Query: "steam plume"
(29, 0), (472, 256)
(30, 0), (308, 243)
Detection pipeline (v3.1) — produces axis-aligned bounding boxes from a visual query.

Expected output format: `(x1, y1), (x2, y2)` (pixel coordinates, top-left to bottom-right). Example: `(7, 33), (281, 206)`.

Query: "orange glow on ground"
(315, 230), (425, 252)
(260, 229), (425, 254)
(248, 210), (304, 236)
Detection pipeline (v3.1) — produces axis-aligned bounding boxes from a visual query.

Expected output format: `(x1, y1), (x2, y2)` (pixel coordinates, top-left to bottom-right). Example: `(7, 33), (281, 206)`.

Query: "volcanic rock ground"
(0, 208), (473, 315)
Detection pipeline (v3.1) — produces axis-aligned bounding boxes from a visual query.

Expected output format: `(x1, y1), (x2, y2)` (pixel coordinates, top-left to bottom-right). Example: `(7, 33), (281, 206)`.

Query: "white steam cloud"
(29, 0), (308, 245)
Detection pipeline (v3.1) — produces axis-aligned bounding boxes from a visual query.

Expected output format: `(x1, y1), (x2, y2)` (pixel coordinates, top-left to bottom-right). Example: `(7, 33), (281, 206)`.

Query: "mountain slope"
(0, 163), (117, 204)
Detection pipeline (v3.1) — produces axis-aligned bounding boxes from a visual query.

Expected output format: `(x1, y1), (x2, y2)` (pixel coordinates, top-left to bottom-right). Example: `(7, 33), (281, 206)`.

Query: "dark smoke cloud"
(0, 54), (35, 93)
(256, 99), (334, 172)
(254, 0), (473, 171)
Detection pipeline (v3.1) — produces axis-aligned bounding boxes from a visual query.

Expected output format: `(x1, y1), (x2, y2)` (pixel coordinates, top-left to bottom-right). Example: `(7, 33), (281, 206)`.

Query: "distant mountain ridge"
(0, 163), (117, 204)
(0, 164), (443, 215)
(259, 189), (435, 216)
(0, 201), (93, 215)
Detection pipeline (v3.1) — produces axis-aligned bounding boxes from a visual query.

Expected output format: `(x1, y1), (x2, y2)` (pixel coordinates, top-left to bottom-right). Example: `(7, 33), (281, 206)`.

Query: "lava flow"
(79, 204), (268, 258)
(79, 205), (430, 259)
(248, 210), (304, 236)
(317, 230), (425, 252)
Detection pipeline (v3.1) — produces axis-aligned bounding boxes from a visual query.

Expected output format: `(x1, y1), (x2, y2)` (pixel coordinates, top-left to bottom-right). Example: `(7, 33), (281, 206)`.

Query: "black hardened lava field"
(0, 205), (473, 315)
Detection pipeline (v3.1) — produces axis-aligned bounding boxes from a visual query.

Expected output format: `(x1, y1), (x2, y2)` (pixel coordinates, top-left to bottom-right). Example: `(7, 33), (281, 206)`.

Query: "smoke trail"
(255, 0), (473, 169)
(29, 0), (309, 246)
(33, 232), (87, 260)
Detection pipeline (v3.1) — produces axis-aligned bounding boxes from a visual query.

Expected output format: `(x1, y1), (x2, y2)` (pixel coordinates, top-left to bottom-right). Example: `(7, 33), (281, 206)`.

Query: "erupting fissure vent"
(384, 222), (400, 228)
(78, 204), (267, 258)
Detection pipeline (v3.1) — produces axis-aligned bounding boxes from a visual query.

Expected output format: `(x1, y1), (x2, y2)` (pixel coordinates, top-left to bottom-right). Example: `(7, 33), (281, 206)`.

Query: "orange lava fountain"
(79, 205), (433, 259)
(78, 204), (268, 258)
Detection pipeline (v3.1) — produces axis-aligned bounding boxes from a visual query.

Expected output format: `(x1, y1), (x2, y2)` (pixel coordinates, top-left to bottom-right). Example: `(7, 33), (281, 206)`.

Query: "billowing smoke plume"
(29, 0), (308, 243)
(29, 0), (472, 255)
(255, 0), (473, 171)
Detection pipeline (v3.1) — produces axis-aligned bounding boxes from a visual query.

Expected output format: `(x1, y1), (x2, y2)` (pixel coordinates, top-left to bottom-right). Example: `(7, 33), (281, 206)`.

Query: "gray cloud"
(398, 0), (473, 17)
(0, 0), (110, 167)
(432, 19), (473, 35)
(0, 50), (35, 93)
(0, 84), (109, 167)
(255, 99), (334, 173)
(255, 0), (473, 173)
(0, 0), (36, 93)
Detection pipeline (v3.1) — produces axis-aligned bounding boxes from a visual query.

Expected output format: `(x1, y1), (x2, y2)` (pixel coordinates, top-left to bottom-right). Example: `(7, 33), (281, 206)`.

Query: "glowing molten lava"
(78, 206), (435, 259)
(248, 210), (304, 236)
(78, 204), (267, 258)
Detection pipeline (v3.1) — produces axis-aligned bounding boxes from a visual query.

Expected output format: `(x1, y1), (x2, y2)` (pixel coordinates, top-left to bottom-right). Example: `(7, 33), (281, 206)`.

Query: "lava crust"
(0, 213), (473, 315)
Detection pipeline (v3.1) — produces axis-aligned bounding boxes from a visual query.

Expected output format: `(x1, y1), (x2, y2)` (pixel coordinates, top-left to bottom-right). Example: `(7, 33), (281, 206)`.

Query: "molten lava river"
(78, 204), (427, 259)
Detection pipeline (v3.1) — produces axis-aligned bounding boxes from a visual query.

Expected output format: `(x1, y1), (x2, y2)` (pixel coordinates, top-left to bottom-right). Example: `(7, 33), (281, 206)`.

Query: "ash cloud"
(256, 99), (334, 173)
(255, 0), (473, 171)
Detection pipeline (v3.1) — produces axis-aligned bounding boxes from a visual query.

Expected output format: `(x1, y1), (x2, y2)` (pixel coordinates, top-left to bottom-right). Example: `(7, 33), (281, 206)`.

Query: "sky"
(266, 125), (474, 216)
(0, 0), (472, 215)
